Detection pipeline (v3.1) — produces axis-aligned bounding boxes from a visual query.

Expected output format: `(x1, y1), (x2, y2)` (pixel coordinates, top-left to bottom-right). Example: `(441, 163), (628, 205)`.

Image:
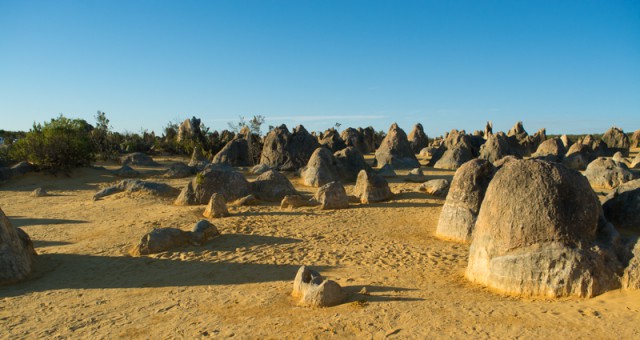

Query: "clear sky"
(1, 0), (639, 137)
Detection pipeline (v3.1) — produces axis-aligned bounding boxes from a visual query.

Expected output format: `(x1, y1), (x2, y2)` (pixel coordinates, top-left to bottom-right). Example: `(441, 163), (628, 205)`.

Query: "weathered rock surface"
(113, 165), (141, 178)
(190, 220), (220, 245)
(584, 157), (634, 190)
(315, 182), (349, 210)
(250, 163), (271, 175)
(418, 179), (450, 197)
(318, 128), (346, 152)
(188, 146), (210, 170)
(602, 179), (640, 231)
(478, 133), (511, 163)
(531, 138), (566, 163)
(562, 143), (592, 171)
(433, 146), (474, 170)
(174, 165), (251, 205)
(435, 159), (495, 242)
(235, 194), (260, 206)
(622, 239), (640, 290)
(203, 193), (230, 218)
(466, 159), (622, 297)
(374, 123), (420, 169)
(212, 138), (253, 167)
(280, 195), (318, 209)
(301, 147), (341, 187)
(353, 170), (393, 204)
(0, 207), (36, 285)
(333, 146), (370, 183)
(631, 153), (640, 169)
(130, 228), (189, 256)
(631, 130), (640, 148)
(376, 164), (397, 178)
(251, 170), (297, 202)
(601, 126), (630, 156)
(292, 266), (346, 307)
(94, 179), (179, 200)
(340, 127), (368, 154)
(408, 123), (429, 154)
(164, 162), (196, 179)
(260, 125), (320, 171)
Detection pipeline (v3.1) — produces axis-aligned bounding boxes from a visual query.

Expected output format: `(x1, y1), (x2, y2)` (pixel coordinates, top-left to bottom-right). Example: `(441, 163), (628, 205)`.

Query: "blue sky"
(1, 0), (639, 137)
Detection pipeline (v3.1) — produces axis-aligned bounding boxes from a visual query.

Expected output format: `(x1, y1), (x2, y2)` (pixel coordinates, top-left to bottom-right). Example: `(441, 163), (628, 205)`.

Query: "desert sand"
(1, 154), (639, 339)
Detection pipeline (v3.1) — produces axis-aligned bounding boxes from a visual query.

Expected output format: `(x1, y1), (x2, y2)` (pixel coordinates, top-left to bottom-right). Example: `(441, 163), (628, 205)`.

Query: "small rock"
(292, 266), (346, 307)
(315, 182), (349, 210)
(419, 179), (450, 196)
(30, 187), (48, 197)
(203, 193), (230, 218)
(190, 220), (220, 244)
(235, 194), (260, 206)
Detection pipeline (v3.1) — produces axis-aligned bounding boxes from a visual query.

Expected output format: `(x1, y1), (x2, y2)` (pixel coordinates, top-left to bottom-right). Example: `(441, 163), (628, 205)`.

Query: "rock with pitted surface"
(212, 138), (253, 167)
(434, 146), (474, 170)
(174, 165), (251, 205)
(601, 126), (630, 157)
(435, 159), (496, 242)
(314, 182), (349, 210)
(260, 125), (320, 171)
(251, 163), (271, 175)
(353, 170), (393, 204)
(301, 147), (341, 187)
(479, 133), (511, 163)
(584, 157), (634, 190)
(292, 266), (346, 307)
(251, 170), (298, 202)
(374, 123), (420, 169)
(631, 153), (640, 169)
(376, 164), (397, 178)
(631, 130), (640, 148)
(560, 135), (572, 149)
(466, 159), (623, 297)
(622, 239), (640, 290)
(408, 123), (429, 154)
(0, 207), (36, 285)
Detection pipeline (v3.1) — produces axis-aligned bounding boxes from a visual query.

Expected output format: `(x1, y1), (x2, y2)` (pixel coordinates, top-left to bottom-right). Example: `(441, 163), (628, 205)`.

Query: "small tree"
(228, 115), (266, 135)
(10, 115), (94, 172)
(91, 111), (119, 160)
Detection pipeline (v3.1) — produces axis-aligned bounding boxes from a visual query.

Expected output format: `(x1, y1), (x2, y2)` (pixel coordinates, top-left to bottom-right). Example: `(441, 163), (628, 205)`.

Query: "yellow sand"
(0, 155), (638, 339)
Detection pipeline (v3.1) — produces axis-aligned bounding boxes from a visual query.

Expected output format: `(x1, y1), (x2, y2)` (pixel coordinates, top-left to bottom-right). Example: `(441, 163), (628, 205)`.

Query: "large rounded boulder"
(334, 146), (370, 182)
(251, 170), (298, 202)
(1, 207), (36, 285)
(374, 123), (420, 169)
(561, 143), (593, 171)
(583, 157), (634, 190)
(353, 169), (393, 203)
(466, 159), (622, 297)
(301, 147), (341, 187)
(531, 138), (566, 163)
(174, 165), (251, 205)
(435, 159), (496, 242)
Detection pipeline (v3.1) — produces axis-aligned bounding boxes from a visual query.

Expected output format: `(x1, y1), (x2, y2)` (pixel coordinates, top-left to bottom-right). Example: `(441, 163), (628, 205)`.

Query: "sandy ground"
(1, 153), (639, 339)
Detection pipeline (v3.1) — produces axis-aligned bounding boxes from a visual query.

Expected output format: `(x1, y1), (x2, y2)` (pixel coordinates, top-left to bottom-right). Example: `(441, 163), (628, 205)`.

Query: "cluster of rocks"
(435, 158), (640, 297)
(129, 220), (220, 256)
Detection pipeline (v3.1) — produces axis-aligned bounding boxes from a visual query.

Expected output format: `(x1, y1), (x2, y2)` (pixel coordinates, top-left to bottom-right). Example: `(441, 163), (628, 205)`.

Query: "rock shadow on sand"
(8, 216), (88, 228)
(0, 253), (330, 297)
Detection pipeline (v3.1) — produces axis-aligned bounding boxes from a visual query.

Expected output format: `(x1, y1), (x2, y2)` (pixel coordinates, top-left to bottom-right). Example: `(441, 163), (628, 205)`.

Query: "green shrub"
(10, 115), (94, 172)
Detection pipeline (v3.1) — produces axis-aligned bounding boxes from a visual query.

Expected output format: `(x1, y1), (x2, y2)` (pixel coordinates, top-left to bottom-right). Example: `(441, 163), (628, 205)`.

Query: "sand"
(1, 154), (639, 339)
